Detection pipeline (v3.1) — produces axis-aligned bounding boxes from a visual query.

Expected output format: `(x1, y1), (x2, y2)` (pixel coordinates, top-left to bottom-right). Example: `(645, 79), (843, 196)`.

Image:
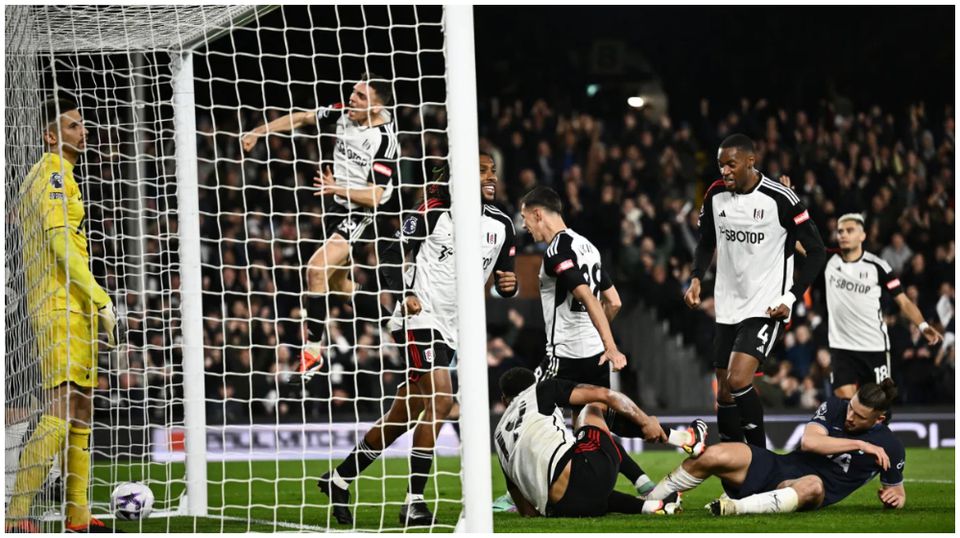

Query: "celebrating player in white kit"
(825, 213), (942, 398)
(317, 153), (517, 527)
(241, 73), (399, 376)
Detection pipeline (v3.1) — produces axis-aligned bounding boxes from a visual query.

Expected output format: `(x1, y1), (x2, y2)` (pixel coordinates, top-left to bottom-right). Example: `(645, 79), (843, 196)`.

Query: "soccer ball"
(110, 482), (154, 520)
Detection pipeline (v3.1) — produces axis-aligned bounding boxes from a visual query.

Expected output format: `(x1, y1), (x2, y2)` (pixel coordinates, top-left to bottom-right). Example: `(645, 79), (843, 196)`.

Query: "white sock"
(647, 465), (703, 500)
(330, 469), (350, 490)
(732, 487), (799, 514)
(634, 473), (653, 488)
(405, 493), (424, 504)
(5, 421), (29, 506)
(667, 428), (693, 448)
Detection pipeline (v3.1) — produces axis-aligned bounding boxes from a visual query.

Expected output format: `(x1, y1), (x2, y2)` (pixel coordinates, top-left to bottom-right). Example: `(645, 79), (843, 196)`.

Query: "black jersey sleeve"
(315, 103), (344, 127)
(544, 233), (589, 291)
(598, 268), (613, 292)
(535, 378), (578, 415)
(378, 199), (445, 294)
(879, 437), (906, 486)
(791, 209), (827, 298)
(691, 180), (723, 280)
(871, 257), (905, 297)
(492, 214), (518, 297)
(768, 184), (827, 298)
(370, 124), (399, 188)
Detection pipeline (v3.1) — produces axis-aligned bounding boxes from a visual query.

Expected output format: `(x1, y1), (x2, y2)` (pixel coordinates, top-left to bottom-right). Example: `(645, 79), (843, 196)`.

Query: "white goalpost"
(4, 5), (491, 533)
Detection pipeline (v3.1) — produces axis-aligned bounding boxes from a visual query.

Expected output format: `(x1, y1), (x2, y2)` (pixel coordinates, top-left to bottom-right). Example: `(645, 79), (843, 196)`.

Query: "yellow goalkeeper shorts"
(37, 310), (98, 389)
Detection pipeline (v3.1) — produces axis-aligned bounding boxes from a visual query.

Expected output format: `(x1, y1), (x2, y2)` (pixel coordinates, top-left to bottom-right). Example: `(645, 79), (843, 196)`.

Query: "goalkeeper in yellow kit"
(6, 98), (126, 533)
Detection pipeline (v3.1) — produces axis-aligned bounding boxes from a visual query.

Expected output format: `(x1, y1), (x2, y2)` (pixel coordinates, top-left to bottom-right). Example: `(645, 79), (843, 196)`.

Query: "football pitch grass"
(92, 447), (953, 533)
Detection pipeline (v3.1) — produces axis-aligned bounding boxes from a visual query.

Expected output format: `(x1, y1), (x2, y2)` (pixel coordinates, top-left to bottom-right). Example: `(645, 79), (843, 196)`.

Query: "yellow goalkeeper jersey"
(19, 152), (104, 314)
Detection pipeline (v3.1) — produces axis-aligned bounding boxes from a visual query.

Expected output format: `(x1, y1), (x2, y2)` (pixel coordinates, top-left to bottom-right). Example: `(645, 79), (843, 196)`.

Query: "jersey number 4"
(570, 263), (602, 312)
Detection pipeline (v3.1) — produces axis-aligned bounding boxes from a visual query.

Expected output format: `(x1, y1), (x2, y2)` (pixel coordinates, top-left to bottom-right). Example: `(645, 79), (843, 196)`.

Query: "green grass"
(82, 448), (952, 532)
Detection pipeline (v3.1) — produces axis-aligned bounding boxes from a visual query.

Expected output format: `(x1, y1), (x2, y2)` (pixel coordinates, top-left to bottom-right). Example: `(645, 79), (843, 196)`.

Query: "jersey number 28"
(570, 263), (602, 312)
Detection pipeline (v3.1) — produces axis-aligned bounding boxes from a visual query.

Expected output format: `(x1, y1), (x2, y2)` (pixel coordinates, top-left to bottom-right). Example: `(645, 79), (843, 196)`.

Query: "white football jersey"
(315, 104), (397, 211)
(539, 229), (608, 359)
(825, 251), (903, 352)
(494, 382), (575, 515)
(704, 175), (811, 324)
(390, 202), (516, 348)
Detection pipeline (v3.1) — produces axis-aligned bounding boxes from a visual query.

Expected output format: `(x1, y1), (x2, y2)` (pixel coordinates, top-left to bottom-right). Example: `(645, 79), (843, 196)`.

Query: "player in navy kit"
(645, 379), (906, 515)
(685, 134), (826, 447)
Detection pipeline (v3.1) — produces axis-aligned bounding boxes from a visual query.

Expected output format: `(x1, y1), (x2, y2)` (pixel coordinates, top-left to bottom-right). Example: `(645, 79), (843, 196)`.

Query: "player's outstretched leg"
(647, 443), (752, 501)
(400, 368), (454, 527)
(708, 475), (823, 516)
(320, 383), (424, 525)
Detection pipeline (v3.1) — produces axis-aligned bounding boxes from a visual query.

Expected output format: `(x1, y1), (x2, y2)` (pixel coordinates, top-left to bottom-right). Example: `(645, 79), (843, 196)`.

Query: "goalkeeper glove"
(97, 300), (127, 348)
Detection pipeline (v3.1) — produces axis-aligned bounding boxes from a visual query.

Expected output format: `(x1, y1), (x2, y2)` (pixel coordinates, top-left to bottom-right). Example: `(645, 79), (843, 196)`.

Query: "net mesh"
(5, 4), (464, 532)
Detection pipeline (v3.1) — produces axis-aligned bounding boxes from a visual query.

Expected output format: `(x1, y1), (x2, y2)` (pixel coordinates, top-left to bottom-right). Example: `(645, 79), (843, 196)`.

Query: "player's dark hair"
(857, 378), (897, 423)
(719, 133), (756, 154)
(520, 185), (562, 214)
(42, 97), (79, 129)
(499, 367), (536, 400)
(479, 150), (495, 162)
(360, 72), (393, 106)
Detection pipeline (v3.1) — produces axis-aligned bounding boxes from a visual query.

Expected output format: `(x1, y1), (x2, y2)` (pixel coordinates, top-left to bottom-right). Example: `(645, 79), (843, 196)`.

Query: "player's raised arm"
(686, 180), (722, 309)
(240, 109), (318, 153)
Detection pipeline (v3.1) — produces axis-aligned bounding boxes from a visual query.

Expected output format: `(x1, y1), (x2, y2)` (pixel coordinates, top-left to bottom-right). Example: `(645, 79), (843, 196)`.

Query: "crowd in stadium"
(478, 97), (955, 409)
(99, 96), (953, 424)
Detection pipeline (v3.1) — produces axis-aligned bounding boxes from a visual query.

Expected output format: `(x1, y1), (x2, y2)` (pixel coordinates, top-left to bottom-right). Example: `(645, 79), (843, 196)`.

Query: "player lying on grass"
(494, 367), (707, 518)
(645, 379), (905, 515)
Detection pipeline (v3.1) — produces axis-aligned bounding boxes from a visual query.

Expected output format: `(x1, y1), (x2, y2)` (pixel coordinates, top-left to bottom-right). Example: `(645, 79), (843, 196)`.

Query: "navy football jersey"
(795, 397), (905, 506)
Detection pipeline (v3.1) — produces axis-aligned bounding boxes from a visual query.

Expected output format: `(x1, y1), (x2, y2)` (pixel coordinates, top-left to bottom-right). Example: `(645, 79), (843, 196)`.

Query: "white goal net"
(4, 5), (490, 533)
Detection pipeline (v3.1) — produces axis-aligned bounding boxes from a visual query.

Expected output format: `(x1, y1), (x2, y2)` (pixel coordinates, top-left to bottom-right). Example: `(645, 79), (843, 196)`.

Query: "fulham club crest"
(753, 208), (765, 221)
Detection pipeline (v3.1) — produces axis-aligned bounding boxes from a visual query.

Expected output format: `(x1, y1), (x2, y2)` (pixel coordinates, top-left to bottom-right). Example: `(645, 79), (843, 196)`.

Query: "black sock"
(610, 436), (644, 483)
(600, 411), (647, 481)
(606, 490), (645, 514)
(352, 290), (389, 327)
(334, 438), (381, 484)
(716, 402), (743, 442)
(306, 295), (328, 343)
(408, 448), (434, 497)
(731, 384), (766, 447)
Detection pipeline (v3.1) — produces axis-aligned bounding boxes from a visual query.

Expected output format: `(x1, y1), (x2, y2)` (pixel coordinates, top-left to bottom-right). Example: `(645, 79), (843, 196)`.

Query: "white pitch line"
(903, 478), (954, 484)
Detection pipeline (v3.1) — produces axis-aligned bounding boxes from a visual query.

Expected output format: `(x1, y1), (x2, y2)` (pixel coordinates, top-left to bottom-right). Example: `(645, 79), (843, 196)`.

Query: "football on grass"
(111, 482), (154, 520)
